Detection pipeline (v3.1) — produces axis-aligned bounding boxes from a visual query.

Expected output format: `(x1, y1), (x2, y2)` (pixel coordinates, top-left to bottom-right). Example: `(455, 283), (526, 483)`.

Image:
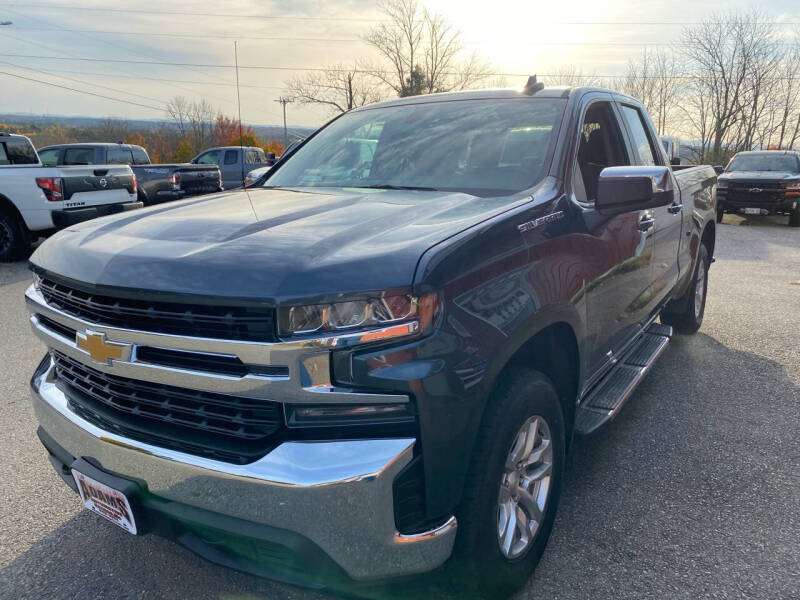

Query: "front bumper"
(717, 192), (797, 212)
(30, 355), (457, 583)
(51, 201), (143, 228)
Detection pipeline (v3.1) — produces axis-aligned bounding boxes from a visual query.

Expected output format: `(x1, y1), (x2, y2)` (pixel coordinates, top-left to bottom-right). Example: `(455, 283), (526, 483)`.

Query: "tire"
(789, 203), (800, 227)
(0, 209), (29, 263)
(716, 206), (724, 224)
(661, 244), (710, 335)
(449, 369), (565, 599)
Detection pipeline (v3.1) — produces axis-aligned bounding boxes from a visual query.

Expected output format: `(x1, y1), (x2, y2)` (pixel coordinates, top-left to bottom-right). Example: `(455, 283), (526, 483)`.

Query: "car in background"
(38, 143), (221, 205)
(243, 140), (304, 187)
(0, 133), (139, 261)
(716, 150), (800, 226)
(192, 146), (275, 190)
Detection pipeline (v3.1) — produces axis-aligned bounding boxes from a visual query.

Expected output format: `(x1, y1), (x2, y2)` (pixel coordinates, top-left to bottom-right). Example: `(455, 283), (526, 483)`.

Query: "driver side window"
(573, 102), (629, 204)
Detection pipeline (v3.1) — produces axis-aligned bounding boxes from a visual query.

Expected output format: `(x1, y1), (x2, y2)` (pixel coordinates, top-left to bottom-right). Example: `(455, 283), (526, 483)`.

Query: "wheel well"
(502, 322), (580, 442)
(0, 194), (27, 232)
(701, 221), (715, 258)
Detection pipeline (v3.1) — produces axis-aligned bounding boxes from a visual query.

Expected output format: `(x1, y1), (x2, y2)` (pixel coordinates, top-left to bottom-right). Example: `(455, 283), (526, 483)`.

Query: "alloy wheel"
(497, 415), (553, 559)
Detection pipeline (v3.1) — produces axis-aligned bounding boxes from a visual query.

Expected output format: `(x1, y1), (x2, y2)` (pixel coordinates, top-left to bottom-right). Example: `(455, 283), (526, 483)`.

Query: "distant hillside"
(0, 113), (316, 140)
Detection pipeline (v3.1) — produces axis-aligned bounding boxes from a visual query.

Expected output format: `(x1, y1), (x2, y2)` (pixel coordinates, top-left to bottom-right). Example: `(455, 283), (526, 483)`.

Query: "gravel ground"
(0, 214), (798, 599)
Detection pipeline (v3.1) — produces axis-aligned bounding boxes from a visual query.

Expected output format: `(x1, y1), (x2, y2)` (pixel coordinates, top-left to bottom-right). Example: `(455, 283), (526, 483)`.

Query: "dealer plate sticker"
(71, 469), (137, 534)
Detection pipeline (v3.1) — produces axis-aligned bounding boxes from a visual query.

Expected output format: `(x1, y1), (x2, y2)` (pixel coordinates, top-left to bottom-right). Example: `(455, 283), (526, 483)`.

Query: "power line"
(4, 54), (800, 82)
(24, 67), (285, 90)
(0, 70), (165, 112)
(5, 5), (800, 26)
(8, 26), (363, 43)
(2, 4), (385, 22)
(0, 59), (170, 108)
(3, 26), (799, 47)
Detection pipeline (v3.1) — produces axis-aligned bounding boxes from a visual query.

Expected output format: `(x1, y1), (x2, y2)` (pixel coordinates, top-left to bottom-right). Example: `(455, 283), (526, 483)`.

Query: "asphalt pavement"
(0, 214), (798, 599)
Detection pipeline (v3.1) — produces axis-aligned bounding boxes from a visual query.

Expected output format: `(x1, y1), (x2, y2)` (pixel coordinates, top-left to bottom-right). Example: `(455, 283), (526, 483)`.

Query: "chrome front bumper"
(31, 357), (457, 580)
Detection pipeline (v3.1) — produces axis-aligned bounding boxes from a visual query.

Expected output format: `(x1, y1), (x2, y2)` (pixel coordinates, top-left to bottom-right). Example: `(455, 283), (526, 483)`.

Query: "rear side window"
(0, 144), (8, 165)
(64, 148), (95, 165)
(620, 105), (659, 166)
(196, 150), (221, 165)
(131, 146), (150, 165)
(245, 149), (265, 164)
(38, 148), (60, 166)
(3, 138), (39, 164)
(107, 146), (133, 164)
(224, 150), (238, 165)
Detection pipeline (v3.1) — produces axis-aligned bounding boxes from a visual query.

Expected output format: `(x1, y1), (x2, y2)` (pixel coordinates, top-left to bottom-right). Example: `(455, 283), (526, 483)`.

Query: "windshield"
(727, 154), (800, 173)
(266, 98), (566, 196)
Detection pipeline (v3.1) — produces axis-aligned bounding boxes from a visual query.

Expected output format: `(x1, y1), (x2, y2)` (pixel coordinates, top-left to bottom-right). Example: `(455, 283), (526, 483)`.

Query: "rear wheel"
(0, 210), (28, 263)
(450, 369), (564, 598)
(789, 203), (800, 227)
(661, 244), (709, 334)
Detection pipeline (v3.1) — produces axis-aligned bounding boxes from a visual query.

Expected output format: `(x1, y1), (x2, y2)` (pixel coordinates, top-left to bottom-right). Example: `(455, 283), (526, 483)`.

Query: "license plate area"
(72, 469), (138, 534)
(742, 207), (764, 215)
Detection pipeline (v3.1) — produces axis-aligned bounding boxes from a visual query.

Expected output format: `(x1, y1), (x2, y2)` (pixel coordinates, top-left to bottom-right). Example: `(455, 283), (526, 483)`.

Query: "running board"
(574, 323), (672, 434)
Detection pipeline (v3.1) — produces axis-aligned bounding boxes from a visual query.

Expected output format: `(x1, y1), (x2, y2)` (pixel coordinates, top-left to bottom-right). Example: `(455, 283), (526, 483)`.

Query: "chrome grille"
(39, 277), (278, 342)
(52, 350), (284, 464)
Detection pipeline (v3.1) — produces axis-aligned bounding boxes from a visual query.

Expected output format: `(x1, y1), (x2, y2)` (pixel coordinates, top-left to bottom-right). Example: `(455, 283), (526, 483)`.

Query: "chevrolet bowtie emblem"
(75, 330), (132, 364)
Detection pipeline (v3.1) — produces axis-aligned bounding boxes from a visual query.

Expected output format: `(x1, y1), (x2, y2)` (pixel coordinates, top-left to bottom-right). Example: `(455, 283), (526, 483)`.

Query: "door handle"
(667, 204), (683, 214)
(637, 217), (655, 232)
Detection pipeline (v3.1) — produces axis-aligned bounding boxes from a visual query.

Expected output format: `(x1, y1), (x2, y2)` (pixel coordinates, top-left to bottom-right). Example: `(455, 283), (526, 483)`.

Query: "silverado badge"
(75, 330), (132, 364)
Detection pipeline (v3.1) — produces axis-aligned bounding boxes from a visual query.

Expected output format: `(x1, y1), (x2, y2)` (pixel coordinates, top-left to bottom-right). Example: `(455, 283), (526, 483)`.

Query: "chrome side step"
(574, 323), (672, 434)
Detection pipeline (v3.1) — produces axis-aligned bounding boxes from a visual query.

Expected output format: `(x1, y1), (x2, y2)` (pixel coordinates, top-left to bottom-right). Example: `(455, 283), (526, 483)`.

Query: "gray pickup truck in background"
(38, 143), (222, 205)
(191, 145), (274, 189)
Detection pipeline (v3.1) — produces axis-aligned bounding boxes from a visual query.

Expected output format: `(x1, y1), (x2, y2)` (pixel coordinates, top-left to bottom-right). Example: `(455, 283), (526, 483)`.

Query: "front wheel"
(716, 206), (724, 223)
(450, 369), (564, 598)
(661, 244), (710, 334)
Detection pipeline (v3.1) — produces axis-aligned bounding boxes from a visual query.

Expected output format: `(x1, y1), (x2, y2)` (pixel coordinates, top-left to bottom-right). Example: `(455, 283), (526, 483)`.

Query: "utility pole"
(274, 97), (294, 147)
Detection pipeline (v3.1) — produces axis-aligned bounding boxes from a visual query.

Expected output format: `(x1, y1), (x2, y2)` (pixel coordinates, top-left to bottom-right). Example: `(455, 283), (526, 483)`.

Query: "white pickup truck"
(0, 132), (141, 262)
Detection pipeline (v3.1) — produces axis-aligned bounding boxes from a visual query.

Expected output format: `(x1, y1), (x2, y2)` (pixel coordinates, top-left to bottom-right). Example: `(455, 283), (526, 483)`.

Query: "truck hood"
(719, 171), (800, 182)
(30, 186), (527, 303)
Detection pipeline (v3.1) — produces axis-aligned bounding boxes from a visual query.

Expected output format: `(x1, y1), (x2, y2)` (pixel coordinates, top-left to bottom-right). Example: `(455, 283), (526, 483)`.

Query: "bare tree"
(286, 63), (386, 115)
(618, 48), (681, 135)
(364, 0), (492, 97)
(543, 66), (607, 88)
(166, 96), (190, 136)
(680, 11), (780, 162)
(165, 96), (215, 153)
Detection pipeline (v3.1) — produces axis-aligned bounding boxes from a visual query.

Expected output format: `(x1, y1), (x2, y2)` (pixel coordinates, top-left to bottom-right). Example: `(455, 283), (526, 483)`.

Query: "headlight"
(785, 182), (800, 190)
(716, 179), (728, 189)
(278, 292), (438, 343)
(31, 271), (42, 290)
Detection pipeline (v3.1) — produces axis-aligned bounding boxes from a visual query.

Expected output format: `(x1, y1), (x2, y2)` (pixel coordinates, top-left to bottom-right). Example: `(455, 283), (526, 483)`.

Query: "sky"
(0, 0), (799, 129)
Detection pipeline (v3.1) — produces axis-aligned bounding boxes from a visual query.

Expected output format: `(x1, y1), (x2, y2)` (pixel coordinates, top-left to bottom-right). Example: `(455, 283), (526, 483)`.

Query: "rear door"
(573, 96), (656, 381)
(221, 148), (241, 188)
(617, 102), (682, 304)
(63, 147), (97, 166)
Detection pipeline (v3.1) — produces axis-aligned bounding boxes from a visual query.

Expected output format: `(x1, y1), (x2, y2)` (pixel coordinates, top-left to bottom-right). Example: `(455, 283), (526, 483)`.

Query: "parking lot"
(0, 214), (798, 600)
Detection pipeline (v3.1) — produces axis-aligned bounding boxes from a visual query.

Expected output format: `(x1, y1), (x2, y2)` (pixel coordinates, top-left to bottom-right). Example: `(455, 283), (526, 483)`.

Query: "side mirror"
(596, 166), (674, 216)
(670, 156), (681, 166)
(713, 165), (724, 175)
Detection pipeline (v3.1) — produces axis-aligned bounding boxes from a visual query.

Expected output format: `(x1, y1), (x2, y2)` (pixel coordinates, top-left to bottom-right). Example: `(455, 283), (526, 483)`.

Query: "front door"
(618, 103), (682, 306)
(573, 98), (656, 380)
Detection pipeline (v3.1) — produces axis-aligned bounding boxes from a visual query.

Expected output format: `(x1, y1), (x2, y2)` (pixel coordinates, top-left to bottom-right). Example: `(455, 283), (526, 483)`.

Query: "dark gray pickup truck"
(716, 150), (800, 226)
(26, 81), (717, 598)
(38, 143), (222, 205)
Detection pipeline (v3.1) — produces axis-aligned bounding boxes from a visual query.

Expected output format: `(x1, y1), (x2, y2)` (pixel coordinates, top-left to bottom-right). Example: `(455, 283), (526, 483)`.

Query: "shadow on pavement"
(1, 331), (797, 600)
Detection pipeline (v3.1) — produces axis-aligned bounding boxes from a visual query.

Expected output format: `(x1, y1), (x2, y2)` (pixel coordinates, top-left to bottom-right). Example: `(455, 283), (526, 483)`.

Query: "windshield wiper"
(352, 184), (439, 191)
